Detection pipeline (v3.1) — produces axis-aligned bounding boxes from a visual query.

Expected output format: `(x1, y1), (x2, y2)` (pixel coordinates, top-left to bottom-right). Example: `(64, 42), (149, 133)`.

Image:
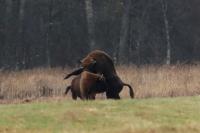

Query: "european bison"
(64, 50), (134, 99)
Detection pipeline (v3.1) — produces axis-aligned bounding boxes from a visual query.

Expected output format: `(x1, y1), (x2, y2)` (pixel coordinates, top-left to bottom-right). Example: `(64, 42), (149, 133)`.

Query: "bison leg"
(64, 86), (71, 95)
(106, 91), (121, 100)
(112, 94), (120, 99)
(88, 93), (96, 100)
(72, 92), (78, 100)
(64, 67), (84, 79)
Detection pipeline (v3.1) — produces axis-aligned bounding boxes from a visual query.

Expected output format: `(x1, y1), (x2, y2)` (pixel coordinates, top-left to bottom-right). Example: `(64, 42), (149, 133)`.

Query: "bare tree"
(0, 0), (200, 69)
(4, 0), (12, 68)
(161, 0), (171, 65)
(118, 0), (131, 64)
(17, 0), (26, 69)
(46, 0), (53, 67)
(85, 0), (95, 50)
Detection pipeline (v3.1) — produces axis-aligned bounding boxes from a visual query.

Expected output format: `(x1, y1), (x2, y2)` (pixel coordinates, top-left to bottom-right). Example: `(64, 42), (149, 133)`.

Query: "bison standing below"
(65, 71), (106, 100)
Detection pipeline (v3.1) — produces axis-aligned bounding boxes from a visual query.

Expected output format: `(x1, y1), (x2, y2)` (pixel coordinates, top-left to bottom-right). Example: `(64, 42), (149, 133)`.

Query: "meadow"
(0, 65), (200, 133)
(0, 65), (199, 102)
(0, 96), (200, 133)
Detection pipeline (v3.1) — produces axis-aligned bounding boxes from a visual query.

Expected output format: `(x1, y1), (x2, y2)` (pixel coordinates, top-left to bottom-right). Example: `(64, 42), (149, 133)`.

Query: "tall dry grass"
(0, 65), (200, 102)
(118, 65), (200, 98)
(0, 68), (70, 101)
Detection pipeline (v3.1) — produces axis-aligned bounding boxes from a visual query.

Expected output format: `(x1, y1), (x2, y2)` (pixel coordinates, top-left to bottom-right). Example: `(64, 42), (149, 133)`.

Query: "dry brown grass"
(0, 65), (200, 102)
(0, 68), (70, 101)
(118, 65), (200, 98)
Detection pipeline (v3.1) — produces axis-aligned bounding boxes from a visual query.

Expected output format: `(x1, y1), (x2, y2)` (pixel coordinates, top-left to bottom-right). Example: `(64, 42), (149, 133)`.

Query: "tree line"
(0, 0), (199, 70)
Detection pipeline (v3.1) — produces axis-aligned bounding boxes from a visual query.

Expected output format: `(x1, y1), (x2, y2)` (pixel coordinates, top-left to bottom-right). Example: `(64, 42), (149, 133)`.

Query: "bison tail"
(64, 86), (71, 95)
(123, 83), (134, 99)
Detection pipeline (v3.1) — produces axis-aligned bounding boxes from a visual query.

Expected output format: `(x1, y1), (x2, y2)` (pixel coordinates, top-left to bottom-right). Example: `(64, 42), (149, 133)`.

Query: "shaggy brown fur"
(80, 50), (117, 77)
(64, 71), (106, 100)
(64, 50), (134, 99)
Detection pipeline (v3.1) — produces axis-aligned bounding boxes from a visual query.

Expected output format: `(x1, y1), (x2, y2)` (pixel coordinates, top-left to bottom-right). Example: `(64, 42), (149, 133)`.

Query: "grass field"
(0, 96), (200, 133)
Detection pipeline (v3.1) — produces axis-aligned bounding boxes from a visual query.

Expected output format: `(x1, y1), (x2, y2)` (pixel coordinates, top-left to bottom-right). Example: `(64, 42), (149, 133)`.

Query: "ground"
(0, 96), (200, 133)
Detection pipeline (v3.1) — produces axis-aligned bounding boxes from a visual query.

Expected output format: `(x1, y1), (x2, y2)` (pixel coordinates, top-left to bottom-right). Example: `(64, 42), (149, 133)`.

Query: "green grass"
(0, 97), (200, 133)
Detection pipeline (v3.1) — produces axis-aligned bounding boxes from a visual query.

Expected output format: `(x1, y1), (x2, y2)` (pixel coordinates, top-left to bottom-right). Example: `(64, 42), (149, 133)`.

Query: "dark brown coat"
(64, 50), (134, 99)
(65, 71), (106, 100)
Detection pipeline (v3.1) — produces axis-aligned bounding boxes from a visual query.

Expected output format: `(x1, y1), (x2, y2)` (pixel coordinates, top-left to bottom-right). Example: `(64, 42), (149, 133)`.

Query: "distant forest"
(0, 0), (200, 70)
